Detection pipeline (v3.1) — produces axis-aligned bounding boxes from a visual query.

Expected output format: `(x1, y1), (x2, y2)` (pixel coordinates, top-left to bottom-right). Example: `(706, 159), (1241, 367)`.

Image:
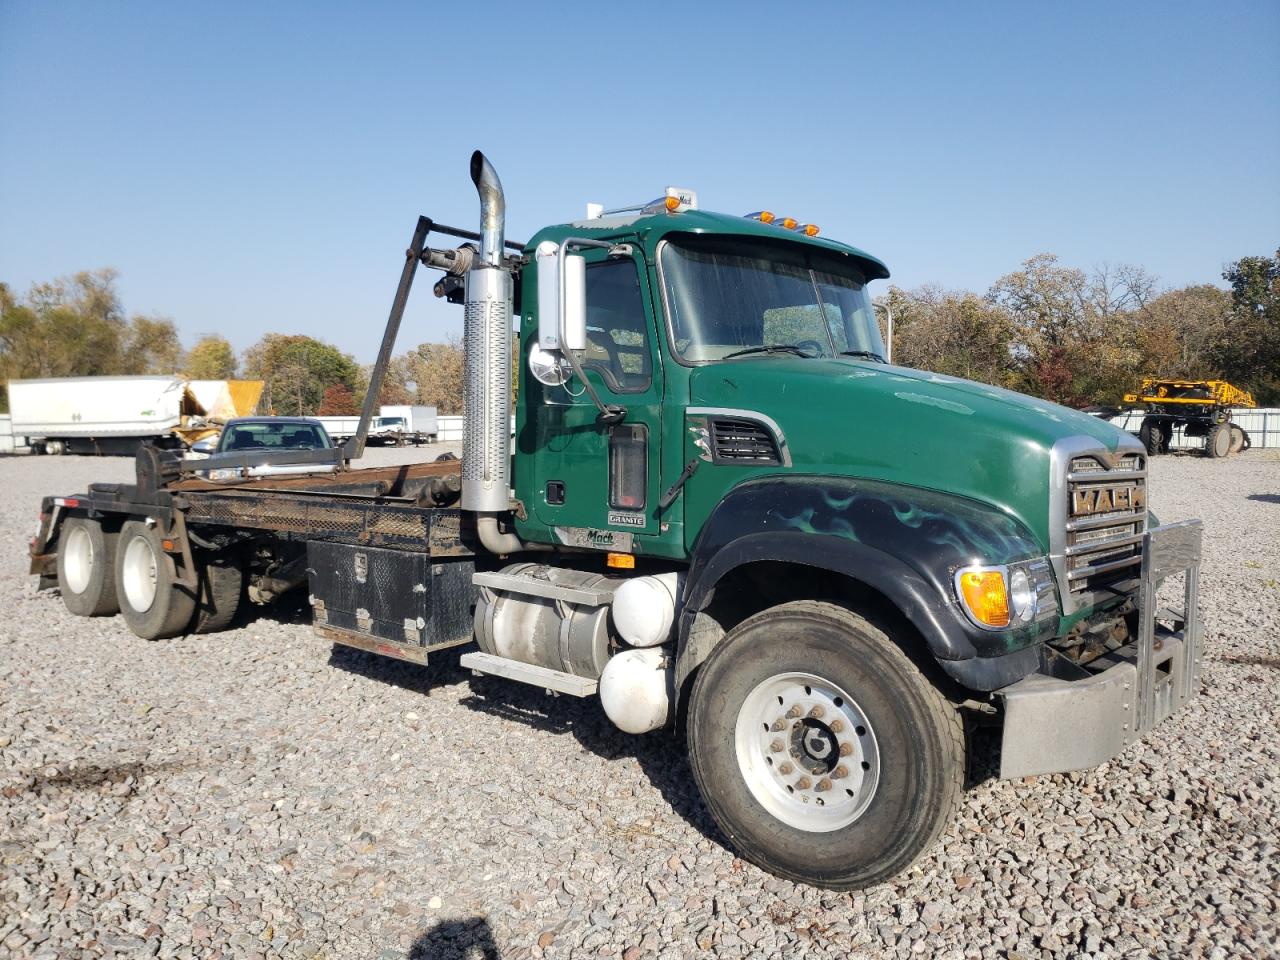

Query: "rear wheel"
(115, 520), (197, 639)
(1206, 422), (1232, 458)
(1139, 419), (1164, 456)
(57, 518), (119, 616)
(687, 601), (964, 890)
(190, 554), (244, 633)
(1229, 424), (1248, 454)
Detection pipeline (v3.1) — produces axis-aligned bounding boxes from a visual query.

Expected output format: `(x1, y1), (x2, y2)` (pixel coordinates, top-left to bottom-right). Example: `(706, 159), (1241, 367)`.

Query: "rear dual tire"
(114, 521), (197, 640)
(687, 601), (964, 890)
(57, 518), (119, 616)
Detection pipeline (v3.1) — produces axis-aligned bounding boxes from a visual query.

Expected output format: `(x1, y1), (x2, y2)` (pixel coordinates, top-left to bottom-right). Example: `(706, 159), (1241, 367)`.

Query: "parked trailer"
(0, 414), (17, 454)
(7, 376), (262, 455)
(31, 152), (1205, 890)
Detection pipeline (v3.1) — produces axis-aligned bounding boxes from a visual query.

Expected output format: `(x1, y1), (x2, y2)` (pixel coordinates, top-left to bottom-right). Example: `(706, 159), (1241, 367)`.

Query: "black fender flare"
(675, 475), (1053, 698)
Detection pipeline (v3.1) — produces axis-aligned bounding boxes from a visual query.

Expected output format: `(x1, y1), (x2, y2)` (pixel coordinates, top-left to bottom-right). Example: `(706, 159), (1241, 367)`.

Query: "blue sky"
(2, 1), (1277, 361)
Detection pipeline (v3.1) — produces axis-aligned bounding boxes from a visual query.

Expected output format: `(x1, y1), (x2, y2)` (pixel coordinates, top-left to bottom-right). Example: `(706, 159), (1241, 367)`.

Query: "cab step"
(460, 651), (598, 697)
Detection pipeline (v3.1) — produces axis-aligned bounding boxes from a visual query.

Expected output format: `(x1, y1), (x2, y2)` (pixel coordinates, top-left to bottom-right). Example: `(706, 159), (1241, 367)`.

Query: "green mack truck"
(30, 152), (1204, 889)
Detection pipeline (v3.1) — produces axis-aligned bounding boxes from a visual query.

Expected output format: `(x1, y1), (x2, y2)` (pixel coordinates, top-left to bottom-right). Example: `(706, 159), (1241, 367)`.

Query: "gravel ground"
(1, 445), (1277, 960)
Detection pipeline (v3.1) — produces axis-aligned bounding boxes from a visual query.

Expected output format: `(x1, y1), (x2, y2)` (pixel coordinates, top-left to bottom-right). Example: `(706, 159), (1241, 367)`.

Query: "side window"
(582, 259), (652, 393)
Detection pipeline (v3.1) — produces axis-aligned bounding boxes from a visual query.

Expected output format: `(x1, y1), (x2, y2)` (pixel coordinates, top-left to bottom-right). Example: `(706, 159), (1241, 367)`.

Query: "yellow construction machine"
(1123, 378), (1256, 458)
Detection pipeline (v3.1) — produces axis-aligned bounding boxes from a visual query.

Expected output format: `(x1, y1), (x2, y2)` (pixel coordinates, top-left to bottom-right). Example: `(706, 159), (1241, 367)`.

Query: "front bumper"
(996, 519), (1204, 778)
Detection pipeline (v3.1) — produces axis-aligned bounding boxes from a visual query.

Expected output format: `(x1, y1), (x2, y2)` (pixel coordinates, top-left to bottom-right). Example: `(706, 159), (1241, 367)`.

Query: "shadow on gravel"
(1246, 493), (1280, 505)
(326, 643), (726, 847)
(408, 915), (500, 959)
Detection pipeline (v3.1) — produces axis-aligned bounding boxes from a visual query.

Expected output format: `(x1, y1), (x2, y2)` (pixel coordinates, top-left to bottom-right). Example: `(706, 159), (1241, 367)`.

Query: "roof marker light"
(745, 211), (776, 224)
(664, 195), (680, 212)
(801, 224), (820, 237)
(779, 217), (798, 230)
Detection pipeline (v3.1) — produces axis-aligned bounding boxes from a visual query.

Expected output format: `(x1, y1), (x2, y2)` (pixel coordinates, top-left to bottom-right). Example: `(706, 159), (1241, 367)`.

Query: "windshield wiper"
(722, 344), (814, 360)
(839, 349), (886, 362)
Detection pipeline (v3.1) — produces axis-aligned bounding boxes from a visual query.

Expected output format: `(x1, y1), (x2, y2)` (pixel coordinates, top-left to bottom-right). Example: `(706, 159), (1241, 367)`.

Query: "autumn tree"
(881, 285), (1018, 387)
(318, 383), (359, 414)
(1132, 285), (1232, 380)
(121, 314), (184, 374)
(241, 334), (362, 415)
(184, 335), (238, 379)
(400, 337), (465, 414)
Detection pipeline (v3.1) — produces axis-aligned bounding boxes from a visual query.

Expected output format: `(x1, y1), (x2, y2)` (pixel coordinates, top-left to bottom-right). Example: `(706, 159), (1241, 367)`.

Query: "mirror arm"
(557, 236), (629, 425)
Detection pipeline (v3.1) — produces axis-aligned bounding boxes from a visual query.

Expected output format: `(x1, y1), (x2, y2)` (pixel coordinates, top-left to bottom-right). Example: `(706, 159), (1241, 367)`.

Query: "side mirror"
(535, 241), (586, 352)
(190, 437), (218, 455)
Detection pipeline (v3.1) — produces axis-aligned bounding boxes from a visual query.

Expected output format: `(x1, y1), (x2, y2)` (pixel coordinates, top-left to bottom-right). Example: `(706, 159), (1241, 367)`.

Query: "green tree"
(242, 333), (362, 415)
(1218, 249), (1280, 404)
(184, 335), (239, 380)
(1, 268), (128, 380)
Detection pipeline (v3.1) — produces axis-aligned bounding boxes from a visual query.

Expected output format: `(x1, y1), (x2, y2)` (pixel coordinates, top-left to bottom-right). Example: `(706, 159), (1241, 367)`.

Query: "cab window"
(581, 259), (652, 394)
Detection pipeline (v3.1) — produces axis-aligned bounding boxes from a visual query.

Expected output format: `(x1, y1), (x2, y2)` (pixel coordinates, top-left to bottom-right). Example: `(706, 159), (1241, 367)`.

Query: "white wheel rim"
(734, 671), (881, 833)
(122, 536), (159, 613)
(63, 527), (94, 595)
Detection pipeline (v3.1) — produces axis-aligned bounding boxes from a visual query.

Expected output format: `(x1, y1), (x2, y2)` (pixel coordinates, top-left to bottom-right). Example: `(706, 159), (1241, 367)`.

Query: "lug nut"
(839, 742), (854, 757)
(785, 705), (803, 720)
(807, 705), (825, 719)
(828, 719), (844, 733)
(779, 762), (794, 775)
(816, 777), (832, 792)
(770, 739), (784, 753)
(833, 765), (849, 779)
(796, 777), (812, 790)
(771, 719), (786, 732)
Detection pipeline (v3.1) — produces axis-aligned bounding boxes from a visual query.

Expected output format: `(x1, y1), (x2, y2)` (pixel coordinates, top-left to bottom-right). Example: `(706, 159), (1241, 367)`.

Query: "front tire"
(57, 518), (119, 616)
(115, 520), (197, 640)
(1139, 418), (1164, 457)
(687, 601), (964, 890)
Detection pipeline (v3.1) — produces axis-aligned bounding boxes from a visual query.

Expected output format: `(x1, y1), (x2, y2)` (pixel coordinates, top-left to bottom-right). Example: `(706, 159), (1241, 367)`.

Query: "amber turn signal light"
(957, 569), (1010, 628)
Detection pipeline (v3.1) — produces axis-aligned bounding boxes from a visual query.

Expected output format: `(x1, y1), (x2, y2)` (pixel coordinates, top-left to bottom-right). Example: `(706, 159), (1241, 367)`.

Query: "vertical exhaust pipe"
(463, 151), (514, 521)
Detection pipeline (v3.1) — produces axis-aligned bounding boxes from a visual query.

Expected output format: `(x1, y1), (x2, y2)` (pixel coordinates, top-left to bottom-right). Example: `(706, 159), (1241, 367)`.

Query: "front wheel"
(687, 601), (964, 889)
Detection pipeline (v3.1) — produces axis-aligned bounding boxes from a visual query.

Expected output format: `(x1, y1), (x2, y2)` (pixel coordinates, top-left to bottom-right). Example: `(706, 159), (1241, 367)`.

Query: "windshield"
(219, 422), (331, 452)
(659, 236), (885, 362)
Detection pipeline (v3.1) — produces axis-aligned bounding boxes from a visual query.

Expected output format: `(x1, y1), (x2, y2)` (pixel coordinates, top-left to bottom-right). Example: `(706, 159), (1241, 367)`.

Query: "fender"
(676, 475), (1055, 696)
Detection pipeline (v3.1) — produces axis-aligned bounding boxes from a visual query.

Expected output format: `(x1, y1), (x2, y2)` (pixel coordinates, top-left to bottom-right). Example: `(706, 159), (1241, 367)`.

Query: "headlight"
(1008, 569), (1035, 623)
(955, 559), (1055, 631)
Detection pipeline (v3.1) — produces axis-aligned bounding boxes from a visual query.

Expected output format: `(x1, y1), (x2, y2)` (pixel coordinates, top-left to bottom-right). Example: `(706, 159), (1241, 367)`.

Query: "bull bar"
(997, 520), (1204, 778)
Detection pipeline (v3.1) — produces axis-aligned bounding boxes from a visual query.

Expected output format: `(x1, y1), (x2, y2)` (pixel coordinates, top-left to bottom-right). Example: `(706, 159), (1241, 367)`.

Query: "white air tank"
(611, 572), (682, 648)
(599, 646), (673, 734)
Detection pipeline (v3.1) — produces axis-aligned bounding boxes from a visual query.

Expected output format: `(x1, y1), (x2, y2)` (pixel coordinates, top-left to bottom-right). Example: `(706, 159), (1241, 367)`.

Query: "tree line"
(3, 247), (1276, 415)
(0, 270), (467, 416)
(881, 248), (1279, 407)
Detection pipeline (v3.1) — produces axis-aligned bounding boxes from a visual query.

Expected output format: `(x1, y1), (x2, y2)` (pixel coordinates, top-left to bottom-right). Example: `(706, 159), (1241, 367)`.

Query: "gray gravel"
(1, 445), (1277, 959)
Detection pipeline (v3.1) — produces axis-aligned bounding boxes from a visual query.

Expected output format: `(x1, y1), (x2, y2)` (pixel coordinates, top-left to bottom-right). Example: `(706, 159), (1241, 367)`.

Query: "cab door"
(522, 248), (667, 554)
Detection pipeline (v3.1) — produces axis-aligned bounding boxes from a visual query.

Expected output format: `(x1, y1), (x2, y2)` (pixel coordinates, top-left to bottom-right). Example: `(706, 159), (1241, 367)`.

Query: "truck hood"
(688, 357), (1138, 550)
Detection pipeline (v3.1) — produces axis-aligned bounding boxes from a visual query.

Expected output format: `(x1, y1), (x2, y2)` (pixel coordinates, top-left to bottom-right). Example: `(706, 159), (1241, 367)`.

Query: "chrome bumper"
(998, 520), (1203, 778)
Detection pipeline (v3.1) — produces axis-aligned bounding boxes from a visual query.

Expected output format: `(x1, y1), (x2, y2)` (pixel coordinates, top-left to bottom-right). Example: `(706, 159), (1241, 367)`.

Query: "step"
(460, 651), (599, 697)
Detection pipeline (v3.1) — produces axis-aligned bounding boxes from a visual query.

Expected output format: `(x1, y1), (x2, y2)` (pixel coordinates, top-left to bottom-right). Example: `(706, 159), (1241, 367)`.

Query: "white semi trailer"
(7, 376), (262, 455)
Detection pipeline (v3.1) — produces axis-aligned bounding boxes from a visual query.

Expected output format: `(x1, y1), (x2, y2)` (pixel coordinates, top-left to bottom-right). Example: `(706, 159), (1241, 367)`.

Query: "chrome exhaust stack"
(462, 151), (514, 517)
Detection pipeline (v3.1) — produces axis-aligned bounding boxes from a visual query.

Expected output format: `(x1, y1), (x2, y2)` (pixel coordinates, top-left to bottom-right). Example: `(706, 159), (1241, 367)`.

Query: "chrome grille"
(1064, 452), (1147, 596)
